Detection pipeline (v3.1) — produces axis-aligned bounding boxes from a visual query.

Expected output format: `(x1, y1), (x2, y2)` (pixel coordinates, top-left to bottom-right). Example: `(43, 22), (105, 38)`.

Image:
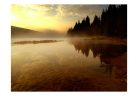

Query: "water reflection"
(70, 39), (127, 82)
(12, 38), (127, 91)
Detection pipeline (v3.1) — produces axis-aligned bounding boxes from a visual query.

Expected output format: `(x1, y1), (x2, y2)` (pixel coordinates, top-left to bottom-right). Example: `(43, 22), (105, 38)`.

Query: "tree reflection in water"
(70, 38), (127, 83)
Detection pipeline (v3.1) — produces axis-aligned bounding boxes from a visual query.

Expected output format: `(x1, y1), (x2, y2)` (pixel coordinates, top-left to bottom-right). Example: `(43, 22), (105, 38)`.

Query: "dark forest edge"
(67, 5), (127, 38)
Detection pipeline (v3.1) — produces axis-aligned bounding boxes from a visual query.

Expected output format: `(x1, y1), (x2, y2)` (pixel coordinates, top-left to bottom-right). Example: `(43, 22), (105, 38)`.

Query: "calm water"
(11, 38), (127, 91)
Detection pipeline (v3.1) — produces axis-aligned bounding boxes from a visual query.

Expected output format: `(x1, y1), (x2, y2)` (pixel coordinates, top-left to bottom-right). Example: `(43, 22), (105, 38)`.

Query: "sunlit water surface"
(11, 38), (127, 91)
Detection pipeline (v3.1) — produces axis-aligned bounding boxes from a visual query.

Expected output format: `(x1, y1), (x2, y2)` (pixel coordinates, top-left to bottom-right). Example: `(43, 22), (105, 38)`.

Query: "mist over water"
(11, 4), (127, 91)
(11, 37), (127, 91)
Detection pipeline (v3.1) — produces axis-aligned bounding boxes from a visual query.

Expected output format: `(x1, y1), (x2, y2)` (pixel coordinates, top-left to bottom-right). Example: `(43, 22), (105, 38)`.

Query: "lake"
(11, 37), (127, 91)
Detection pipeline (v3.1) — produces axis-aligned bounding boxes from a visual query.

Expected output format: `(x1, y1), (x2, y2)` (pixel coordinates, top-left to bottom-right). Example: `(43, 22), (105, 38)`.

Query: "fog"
(12, 36), (127, 91)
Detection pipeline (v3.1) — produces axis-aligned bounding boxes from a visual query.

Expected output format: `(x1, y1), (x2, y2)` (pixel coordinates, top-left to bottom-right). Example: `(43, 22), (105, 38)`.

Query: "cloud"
(11, 4), (108, 32)
(59, 5), (108, 22)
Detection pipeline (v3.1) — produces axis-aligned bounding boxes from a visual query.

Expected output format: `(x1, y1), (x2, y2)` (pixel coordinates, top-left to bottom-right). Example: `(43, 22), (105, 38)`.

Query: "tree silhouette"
(67, 16), (91, 36)
(90, 15), (101, 35)
(67, 5), (127, 38)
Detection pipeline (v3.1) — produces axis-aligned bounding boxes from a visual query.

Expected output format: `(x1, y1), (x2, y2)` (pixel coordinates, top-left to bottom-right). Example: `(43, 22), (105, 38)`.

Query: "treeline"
(67, 5), (127, 38)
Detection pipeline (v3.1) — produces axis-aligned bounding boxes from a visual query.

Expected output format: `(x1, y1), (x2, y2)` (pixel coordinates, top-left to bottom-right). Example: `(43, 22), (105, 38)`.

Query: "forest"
(67, 5), (127, 38)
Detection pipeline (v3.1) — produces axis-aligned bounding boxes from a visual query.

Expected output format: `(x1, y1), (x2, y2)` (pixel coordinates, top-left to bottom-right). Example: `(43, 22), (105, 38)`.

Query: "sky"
(11, 4), (108, 33)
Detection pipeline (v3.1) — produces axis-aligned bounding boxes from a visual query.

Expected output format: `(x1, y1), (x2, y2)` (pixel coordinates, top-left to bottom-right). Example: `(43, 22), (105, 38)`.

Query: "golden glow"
(11, 5), (73, 32)
(11, 5), (106, 32)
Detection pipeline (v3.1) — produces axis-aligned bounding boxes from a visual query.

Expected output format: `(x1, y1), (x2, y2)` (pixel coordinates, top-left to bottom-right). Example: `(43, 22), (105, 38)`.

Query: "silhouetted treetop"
(67, 5), (127, 38)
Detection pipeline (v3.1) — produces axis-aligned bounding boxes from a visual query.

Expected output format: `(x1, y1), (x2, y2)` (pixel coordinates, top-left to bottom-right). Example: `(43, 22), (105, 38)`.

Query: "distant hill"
(11, 26), (38, 33)
(11, 26), (40, 38)
(11, 26), (65, 38)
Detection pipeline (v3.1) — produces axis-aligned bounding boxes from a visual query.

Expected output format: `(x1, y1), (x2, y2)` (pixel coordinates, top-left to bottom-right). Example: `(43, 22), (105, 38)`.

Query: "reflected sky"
(11, 38), (127, 91)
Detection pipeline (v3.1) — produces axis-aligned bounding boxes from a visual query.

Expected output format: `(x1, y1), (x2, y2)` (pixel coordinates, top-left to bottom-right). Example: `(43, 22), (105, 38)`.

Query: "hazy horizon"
(11, 4), (127, 91)
(11, 4), (108, 33)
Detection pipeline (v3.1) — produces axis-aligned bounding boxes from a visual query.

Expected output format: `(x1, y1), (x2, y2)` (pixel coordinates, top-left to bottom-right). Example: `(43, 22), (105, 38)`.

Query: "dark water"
(11, 38), (127, 91)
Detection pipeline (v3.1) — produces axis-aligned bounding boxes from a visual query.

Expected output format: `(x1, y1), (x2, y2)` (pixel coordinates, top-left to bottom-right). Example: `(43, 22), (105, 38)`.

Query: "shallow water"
(11, 38), (127, 91)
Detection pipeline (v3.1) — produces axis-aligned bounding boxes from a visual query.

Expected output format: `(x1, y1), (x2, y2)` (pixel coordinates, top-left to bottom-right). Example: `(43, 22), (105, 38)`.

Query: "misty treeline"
(67, 5), (127, 38)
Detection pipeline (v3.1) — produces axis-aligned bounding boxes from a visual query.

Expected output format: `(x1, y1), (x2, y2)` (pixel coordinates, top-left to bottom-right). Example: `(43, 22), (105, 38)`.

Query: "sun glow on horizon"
(11, 4), (107, 33)
(11, 4), (74, 32)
